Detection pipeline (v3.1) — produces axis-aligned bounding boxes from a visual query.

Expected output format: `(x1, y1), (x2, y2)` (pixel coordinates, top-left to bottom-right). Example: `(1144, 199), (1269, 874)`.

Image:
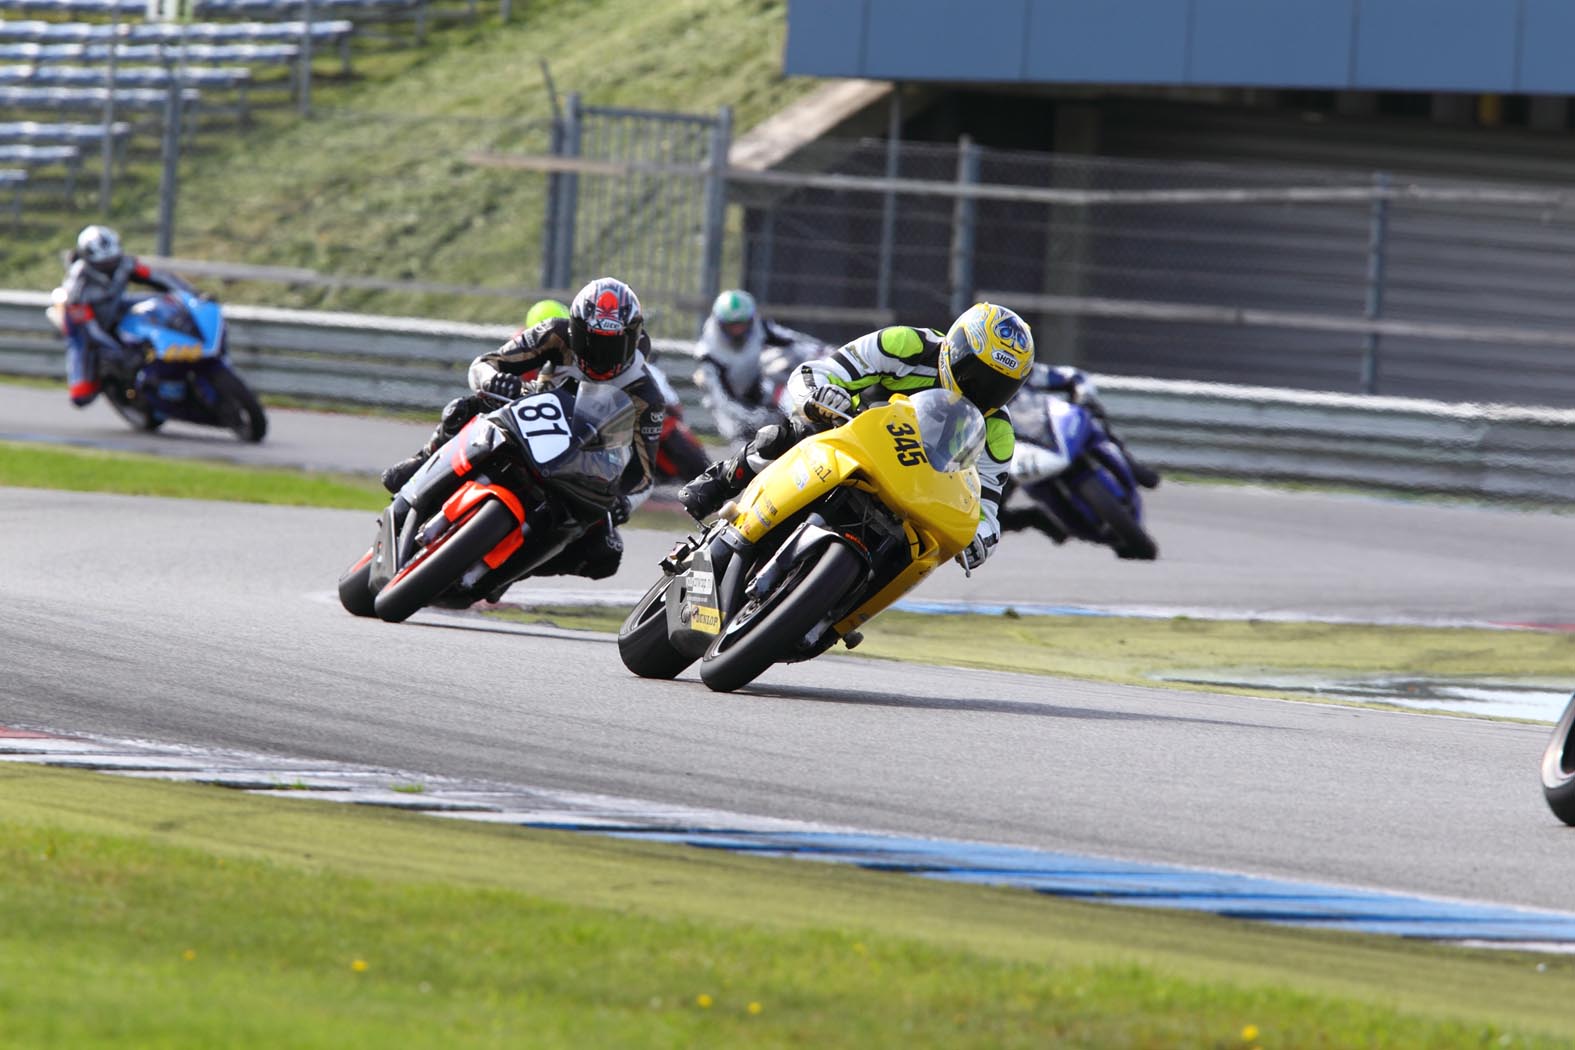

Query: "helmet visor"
(579, 328), (636, 380)
(946, 332), (1024, 413)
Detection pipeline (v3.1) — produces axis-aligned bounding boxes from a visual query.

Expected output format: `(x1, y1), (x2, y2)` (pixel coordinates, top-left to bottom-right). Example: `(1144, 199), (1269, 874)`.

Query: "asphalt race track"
(3, 388), (1575, 917)
(5, 383), (1574, 623)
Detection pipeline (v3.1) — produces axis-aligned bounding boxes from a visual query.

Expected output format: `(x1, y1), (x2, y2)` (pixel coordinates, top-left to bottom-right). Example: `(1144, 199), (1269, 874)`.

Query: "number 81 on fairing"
(514, 394), (572, 460)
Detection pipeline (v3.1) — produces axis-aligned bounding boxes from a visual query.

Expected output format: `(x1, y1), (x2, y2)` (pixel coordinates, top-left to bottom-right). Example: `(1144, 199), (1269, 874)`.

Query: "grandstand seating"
(0, 62), (250, 86)
(1, 167), (25, 225)
(0, 21), (354, 74)
(0, 0), (423, 16)
(0, 0), (426, 41)
(0, 141), (79, 197)
(0, 84), (200, 111)
(0, 63), (251, 120)
(0, 0), (462, 225)
(0, 119), (130, 174)
(0, 41), (301, 65)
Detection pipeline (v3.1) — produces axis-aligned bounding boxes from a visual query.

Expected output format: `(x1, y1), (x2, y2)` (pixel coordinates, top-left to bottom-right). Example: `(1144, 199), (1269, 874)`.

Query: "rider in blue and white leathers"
(56, 225), (194, 407)
(1008, 365), (1159, 489)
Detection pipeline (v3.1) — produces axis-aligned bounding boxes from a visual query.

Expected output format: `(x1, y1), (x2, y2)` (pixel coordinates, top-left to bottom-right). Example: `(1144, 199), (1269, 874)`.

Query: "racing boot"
(677, 423), (801, 521)
(380, 449), (431, 494)
(1122, 447), (1161, 490)
(380, 395), (481, 494)
(1099, 417), (1160, 490)
(1000, 505), (1068, 544)
(678, 452), (752, 521)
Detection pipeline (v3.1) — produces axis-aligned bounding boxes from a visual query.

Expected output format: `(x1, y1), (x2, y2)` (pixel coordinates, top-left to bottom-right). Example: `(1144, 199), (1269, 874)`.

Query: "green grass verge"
(0, 438), (704, 531)
(492, 604), (1575, 716)
(4, 764), (1573, 1048)
(0, 440), (388, 510)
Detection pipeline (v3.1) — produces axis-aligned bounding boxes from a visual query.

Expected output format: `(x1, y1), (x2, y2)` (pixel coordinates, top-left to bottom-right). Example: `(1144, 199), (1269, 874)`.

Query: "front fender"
(748, 519), (867, 603)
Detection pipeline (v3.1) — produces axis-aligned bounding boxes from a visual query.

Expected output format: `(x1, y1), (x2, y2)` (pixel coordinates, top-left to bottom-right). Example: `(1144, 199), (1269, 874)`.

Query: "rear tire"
(1541, 694), (1575, 825)
(700, 542), (862, 693)
(618, 577), (695, 679)
(337, 548), (377, 618)
(1076, 475), (1157, 561)
(373, 500), (519, 623)
(209, 365), (267, 443)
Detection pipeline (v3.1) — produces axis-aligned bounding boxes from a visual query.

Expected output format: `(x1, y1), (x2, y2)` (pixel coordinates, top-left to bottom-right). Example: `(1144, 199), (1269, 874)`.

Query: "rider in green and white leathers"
(782, 325), (1020, 552)
(680, 304), (1034, 571)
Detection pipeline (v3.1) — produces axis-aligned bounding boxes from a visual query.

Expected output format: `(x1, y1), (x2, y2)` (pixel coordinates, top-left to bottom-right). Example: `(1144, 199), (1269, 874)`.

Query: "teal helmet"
(525, 299), (570, 328)
(711, 289), (757, 349)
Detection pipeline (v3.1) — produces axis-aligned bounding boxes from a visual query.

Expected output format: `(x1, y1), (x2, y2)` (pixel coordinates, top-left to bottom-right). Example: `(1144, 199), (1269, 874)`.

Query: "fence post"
(99, 8), (119, 215)
(550, 92), (583, 290)
(948, 135), (980, 317)
(155, 59), (182, 256)
(540, 115), (563, 289)
(699, 104), (734, 325)
(876, 83), (901, 310)
(1360, 170), (1391, 395)
(297, 0), (314, 116)
(752, 206), (775, 305)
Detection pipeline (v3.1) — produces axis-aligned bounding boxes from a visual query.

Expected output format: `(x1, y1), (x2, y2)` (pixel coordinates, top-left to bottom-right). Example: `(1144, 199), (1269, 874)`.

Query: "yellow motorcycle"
(618, 387), (987, 692)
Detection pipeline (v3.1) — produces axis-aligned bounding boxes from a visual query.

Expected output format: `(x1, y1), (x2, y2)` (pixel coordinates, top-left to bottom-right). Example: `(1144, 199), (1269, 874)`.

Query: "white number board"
(513, 393), (572, 462)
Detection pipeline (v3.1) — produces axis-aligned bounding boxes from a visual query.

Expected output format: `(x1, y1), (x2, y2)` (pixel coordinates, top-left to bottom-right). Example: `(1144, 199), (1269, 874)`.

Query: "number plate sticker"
(688, 569), (714, 597)
(514, 393), (572, 462)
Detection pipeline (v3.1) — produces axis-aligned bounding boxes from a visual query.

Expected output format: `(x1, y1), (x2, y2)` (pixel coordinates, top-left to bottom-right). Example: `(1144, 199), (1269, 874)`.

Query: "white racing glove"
(802, 385), (853, 429)
(955, 534), (994, 575)
(1009, 442), (1065, 484)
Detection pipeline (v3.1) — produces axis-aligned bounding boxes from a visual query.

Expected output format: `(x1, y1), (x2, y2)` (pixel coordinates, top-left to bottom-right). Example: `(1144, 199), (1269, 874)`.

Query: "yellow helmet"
(938, 303), (1033, 413)
(525, 299), (570, 328)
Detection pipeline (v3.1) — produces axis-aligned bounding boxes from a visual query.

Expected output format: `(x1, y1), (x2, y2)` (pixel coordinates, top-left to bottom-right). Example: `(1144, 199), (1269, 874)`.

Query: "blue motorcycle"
(104, 289), (267, 443)
(1007, 393), (1157, 561)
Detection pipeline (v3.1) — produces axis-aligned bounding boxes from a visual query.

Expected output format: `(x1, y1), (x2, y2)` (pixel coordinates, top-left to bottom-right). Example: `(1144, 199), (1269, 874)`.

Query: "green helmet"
(711, 289), (758, 349)
(525, 299), (570, 328)
(711, 289), (756, 325)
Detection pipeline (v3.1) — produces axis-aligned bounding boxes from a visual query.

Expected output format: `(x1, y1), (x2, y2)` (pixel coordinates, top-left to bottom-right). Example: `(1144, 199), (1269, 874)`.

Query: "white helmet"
(76, 225), (122, 272)
(710, 289), (758, 350)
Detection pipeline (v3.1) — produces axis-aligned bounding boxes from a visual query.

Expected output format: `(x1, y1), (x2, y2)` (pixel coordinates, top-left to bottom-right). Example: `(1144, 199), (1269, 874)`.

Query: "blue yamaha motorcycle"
(1008, 394), (1157, 560)
(104, 290), (267, 443)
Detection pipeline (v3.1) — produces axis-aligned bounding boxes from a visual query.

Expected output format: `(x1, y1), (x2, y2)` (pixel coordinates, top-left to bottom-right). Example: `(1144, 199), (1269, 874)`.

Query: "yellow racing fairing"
(726, 391), (984, 635)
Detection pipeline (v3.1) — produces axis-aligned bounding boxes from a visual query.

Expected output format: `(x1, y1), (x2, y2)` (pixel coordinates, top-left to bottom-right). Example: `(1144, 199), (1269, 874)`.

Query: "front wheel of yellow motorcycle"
(699, 541), (862, 694)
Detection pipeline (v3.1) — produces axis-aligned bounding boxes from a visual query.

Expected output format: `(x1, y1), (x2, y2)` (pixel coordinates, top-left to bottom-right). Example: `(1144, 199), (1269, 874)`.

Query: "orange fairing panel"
(440, 482), (526, 569)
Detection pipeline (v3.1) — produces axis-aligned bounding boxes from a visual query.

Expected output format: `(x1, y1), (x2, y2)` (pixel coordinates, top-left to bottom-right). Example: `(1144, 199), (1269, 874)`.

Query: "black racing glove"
(611, 493), (632, 526)
(483, 372), (523, 400)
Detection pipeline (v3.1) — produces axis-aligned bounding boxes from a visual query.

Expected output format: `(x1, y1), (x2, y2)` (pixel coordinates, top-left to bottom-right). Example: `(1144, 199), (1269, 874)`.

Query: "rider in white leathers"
(692, 288), (826, 443)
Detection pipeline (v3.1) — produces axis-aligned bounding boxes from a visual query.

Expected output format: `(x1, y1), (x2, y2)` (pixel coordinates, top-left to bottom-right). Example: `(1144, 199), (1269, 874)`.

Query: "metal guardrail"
(0, 288), (721, 429)
(4, 288), (1575, 502)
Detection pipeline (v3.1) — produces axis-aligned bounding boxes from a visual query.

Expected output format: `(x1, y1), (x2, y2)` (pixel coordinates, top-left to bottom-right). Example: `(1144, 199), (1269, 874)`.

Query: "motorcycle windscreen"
(908, 387), (986, 473)
(185, 295), (225, 355)
(1046, 397), (1092, 458)
(535, 381), (638, 485)
(124, 294), (209, 363)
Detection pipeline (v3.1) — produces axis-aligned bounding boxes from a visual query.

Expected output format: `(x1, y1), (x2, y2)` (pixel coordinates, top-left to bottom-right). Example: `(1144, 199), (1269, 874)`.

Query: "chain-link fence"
(21, 87), (1575, 409)
(724, 138), (1575, 407)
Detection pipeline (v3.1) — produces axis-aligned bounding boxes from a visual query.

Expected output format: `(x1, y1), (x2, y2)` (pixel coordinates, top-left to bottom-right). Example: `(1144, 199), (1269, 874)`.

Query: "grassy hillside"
(1, 0), (815, 323)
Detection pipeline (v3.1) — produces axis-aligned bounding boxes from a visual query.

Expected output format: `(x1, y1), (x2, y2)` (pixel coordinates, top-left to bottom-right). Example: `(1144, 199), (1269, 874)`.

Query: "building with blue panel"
(756, 0), (1575, 405)
(786, 0), (1575, 96)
